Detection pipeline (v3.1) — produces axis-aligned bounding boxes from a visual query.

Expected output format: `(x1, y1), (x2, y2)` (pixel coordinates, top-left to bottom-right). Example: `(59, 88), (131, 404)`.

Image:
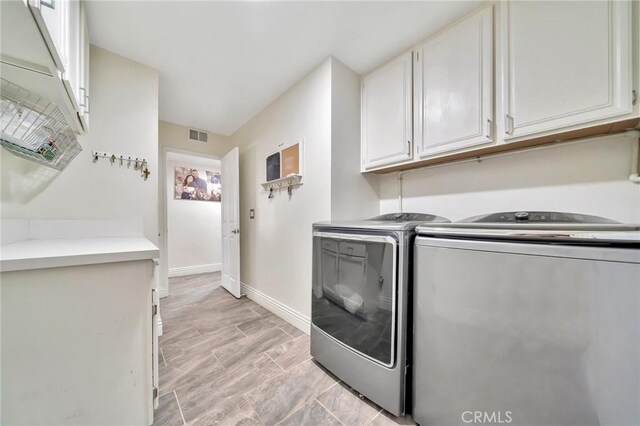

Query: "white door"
(361, 51), (413, 170)
(501, 0), (632, 140)
(415, 5), (494, 158)
(221, 147), (241, 298)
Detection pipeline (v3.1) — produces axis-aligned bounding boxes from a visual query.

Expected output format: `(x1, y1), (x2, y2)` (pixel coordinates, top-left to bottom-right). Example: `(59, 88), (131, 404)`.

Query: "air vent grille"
(189, 129), (208, 143)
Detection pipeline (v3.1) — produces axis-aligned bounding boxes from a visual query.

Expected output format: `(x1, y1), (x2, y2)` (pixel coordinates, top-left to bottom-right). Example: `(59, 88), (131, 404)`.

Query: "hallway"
(154, 273), (414, 426)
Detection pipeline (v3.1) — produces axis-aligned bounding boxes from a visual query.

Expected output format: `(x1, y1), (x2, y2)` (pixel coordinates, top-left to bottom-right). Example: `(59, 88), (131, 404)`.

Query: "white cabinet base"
(1, 260), (155, 425)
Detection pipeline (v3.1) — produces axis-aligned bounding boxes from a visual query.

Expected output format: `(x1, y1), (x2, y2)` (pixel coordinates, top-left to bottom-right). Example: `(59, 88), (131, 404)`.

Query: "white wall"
(230, 57), (378, 330)
(380, 132), (640, 223)
(330, 58), (379, 221)
(1, 46), (159, 245)
(231, 58), (333, 325)
(166, 155), (222, 276)
(159, 120), (233, 158)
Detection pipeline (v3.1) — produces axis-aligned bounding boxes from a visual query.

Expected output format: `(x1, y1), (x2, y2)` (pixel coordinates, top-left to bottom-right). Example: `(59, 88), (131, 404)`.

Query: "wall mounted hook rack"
(91, 151), (151, 181)
(261, 174), (303, 198)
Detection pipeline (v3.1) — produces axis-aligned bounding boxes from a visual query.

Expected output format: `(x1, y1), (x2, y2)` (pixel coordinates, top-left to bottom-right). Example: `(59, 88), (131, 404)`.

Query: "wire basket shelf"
(0, 78), (81, 170)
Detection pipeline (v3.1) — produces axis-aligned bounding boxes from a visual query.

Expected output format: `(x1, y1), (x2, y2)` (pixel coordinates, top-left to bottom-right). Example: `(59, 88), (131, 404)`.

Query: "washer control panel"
(463, 211), (619, 224)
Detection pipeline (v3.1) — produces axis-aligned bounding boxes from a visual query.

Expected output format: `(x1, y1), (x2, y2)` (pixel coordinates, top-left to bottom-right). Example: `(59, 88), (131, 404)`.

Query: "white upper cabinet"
(361, 51), (413, 170)
(61, 0), (82, 111)
(31, 0), (67, 72)
(78, 1), (90, 131)
(5, 0), (90, 134)
(501, 0), (633, 140)
(414, 5), (494, 158)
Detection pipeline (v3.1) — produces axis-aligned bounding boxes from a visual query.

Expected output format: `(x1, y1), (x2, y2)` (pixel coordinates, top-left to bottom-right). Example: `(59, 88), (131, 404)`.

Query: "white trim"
(241, 282), (310, 335)
(168, 263), (221, 277)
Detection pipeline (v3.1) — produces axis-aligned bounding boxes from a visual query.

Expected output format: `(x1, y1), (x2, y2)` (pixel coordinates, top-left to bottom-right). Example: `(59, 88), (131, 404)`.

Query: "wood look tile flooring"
(155, 273), (415, 426)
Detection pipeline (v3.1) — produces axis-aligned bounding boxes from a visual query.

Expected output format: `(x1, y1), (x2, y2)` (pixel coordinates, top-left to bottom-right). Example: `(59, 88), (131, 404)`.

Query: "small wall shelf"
(261, 174), (303, 192)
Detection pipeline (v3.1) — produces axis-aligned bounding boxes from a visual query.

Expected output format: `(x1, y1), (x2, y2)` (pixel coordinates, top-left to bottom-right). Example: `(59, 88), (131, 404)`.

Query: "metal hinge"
(152, 288), (159, 315)
(633, 89), (637, 106)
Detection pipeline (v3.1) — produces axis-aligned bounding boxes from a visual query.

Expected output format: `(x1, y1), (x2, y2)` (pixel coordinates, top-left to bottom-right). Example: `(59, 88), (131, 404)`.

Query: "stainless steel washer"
(413, 211), (640, 426)
(311, 213), (450, 416)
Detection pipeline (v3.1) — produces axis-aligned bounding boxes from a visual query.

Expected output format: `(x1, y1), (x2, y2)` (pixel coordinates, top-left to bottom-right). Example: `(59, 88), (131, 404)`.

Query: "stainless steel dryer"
(413, 211), (640, 426)
(311, 213), (450, 416)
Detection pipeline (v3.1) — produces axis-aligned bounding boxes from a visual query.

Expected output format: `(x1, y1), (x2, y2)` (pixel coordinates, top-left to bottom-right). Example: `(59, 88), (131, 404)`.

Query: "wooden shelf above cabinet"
(369, 118), (640, 174)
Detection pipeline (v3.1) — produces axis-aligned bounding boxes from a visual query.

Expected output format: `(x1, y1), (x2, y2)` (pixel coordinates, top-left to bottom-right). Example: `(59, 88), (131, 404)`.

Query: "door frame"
(159, 146), (221, 298)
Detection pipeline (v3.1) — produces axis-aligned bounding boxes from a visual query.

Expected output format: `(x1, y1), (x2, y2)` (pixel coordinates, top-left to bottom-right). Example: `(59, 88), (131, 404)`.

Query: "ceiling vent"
(189, 129), (208, 143)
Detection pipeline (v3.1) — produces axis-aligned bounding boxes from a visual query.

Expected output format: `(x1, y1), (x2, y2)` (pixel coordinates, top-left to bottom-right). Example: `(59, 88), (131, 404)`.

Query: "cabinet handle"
(79, 87), (86, 108)
(84, 95), (90, 114)
(505, 114), (514, 135)
(485, 118), (492, 139)
(407, 140), (411, 155)
(40, 0), (55, 9)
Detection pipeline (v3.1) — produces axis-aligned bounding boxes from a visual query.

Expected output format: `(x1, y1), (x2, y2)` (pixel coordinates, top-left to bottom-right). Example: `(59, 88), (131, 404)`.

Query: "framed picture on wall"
(174, 166), (221, 202)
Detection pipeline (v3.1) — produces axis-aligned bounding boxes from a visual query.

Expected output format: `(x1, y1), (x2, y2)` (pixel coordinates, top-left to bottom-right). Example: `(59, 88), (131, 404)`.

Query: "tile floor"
(154, 272), (415, 426)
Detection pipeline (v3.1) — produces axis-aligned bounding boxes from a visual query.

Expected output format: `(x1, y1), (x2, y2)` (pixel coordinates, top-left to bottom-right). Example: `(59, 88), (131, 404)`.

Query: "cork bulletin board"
(281, 143), (300, 177)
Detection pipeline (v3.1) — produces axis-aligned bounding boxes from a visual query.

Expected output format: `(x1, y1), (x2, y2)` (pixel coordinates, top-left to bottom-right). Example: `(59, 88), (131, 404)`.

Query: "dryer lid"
(370, 212), (450, 223)
(314, 212), (450, 232)
(460, 211), (619, 224)
(416, 211), (640, 243)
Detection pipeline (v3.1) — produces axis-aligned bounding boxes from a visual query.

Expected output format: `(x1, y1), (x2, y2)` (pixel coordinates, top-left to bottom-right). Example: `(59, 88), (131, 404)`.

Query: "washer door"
(311, 231), (398, 367)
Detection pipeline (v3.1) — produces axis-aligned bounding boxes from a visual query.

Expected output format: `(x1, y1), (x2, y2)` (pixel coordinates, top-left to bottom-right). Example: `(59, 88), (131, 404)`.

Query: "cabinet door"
(62, 0), (82, 111)
(502, 1), (632, 140)
(32, 0), (67, 72)
(78, 2), (90, 131)
(361, 51), (413, 170)
(415, 5), (494, 158)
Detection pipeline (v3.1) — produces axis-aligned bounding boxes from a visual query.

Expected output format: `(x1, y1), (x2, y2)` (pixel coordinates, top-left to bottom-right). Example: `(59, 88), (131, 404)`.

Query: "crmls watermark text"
(461, 411), (513, 424)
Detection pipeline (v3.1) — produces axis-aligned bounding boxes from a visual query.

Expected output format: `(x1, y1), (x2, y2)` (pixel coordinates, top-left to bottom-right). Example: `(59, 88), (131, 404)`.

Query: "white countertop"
(0, 237), (160, 272)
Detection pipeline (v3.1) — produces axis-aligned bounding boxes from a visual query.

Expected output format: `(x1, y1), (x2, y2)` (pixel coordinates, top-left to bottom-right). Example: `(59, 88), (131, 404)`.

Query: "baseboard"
(378, 296), (393, 311)
(168, 263), (221, 278)
(241, 282), (310, 335)
(158, 287), (169, 298)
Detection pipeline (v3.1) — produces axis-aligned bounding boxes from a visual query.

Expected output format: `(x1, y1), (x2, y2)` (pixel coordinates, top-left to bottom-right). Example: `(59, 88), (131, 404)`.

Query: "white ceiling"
(87, 1), (480, 136)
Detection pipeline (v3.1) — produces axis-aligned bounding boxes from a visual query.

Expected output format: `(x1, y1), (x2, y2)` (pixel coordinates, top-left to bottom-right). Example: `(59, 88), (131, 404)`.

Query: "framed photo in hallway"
(174, 166), (221, 202)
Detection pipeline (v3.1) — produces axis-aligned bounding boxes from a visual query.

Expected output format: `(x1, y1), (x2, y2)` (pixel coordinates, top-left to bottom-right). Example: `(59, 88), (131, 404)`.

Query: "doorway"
(164, 150), (222, 293)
